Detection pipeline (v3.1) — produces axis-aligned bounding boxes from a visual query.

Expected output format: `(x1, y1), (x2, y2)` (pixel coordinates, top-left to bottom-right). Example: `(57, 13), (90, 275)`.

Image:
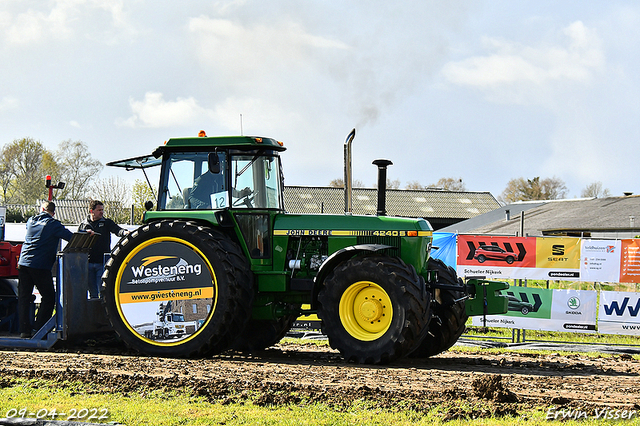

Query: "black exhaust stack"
(373, 159), (393, 216)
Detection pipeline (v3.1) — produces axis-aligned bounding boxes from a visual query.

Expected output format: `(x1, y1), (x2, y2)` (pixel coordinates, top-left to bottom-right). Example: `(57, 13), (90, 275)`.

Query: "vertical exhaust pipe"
(343, 128), (356, 214)
(373, 159), (393, 216)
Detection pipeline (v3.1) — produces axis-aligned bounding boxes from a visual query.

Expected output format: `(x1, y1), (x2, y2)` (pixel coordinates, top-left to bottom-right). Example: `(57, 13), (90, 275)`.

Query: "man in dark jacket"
(18, 201), (73, 338)
(78, 200), (129, 298)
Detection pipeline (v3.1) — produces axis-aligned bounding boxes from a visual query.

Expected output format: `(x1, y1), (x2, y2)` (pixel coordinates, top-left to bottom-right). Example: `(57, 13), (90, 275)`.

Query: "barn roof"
(284, 186), (500, 229)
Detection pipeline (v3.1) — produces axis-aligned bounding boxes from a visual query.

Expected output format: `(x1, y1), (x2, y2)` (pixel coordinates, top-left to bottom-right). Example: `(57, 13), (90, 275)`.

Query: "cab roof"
(165, 135), (285, 151)
(107, 135), (285, 170)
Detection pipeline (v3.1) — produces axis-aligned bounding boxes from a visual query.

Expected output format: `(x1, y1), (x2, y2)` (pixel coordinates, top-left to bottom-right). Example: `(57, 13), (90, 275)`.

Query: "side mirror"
(144, 200), (154, 211)
(208, 152), (220, 174)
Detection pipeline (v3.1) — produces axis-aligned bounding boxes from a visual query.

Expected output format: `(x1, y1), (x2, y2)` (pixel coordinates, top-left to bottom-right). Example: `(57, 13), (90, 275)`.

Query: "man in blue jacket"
(17, 201), (74, 338)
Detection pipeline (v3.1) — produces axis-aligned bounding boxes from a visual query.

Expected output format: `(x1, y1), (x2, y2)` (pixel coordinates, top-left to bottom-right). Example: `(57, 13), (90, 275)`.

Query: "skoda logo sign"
(567, 297), (580, 310)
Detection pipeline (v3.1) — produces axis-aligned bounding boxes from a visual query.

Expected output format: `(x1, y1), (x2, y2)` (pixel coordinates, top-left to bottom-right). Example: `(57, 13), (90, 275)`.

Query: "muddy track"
(1, 340), (639, 420)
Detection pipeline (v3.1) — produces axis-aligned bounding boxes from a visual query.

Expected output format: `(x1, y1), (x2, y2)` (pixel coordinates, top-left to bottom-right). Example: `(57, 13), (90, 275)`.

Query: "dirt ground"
(1, 339), (639, 421)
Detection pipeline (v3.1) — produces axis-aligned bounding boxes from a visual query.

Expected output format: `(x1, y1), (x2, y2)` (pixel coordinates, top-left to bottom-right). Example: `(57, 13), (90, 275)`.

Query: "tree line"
(0, 137), (102, 204)
(330, 175), (612, 203)
(329, 177), (467, 191)
(1, 136), (614, 223)
(0, 137), (155, 224)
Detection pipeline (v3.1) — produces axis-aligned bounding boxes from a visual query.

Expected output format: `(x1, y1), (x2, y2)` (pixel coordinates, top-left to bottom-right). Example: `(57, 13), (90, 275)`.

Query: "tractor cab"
(108, 135), (287, 263)
(108, 135), (286, 214)
(158, 149), (284, 211)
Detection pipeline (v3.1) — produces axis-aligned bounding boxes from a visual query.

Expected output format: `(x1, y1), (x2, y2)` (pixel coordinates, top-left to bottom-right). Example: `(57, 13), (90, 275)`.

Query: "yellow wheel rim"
(339, 281), (393, 341)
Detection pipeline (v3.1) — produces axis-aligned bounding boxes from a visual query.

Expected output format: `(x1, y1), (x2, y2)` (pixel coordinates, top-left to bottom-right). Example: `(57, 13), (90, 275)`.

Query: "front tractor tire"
(102, 220), (254, 358)
(411, 258), (468, 358)
(317, 255), (431, 365)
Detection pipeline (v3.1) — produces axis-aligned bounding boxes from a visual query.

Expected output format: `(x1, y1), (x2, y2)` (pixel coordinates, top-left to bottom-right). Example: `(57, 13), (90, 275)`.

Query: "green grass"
(1, 376), (639, 425)
(464, 325), (640, 346)
(279, 336), (329, 347)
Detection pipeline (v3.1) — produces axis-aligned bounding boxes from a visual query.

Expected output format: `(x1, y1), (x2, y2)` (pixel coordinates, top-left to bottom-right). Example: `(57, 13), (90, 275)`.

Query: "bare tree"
(0, 145), (17, 203)
(329, 178), (364, 188)
(427, 177), (466, 191)
(131, 179), (156, 224)
(329, 178), (343, 188)
(372, 178), (400, 189)
(406, 178), (466, 191)
(500, 176), (568, 203)
(581, 181), (611, 198)
(56, 140), (103, 199)
(90, 175), (131, 224)
(386, 178), (401, 189)
(405, 180), (424, 190)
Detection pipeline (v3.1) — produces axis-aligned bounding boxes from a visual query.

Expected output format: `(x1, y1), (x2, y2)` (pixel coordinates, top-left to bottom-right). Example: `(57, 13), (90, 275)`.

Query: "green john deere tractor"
(105, 131), (507, 364)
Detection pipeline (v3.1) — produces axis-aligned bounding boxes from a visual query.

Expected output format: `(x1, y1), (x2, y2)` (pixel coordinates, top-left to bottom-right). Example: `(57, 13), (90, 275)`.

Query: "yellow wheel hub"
(339, 281), (393, 341)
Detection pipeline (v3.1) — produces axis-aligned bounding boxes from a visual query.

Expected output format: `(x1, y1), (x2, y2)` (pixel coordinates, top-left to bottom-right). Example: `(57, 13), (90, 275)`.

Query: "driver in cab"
(188, 131), (251, 209)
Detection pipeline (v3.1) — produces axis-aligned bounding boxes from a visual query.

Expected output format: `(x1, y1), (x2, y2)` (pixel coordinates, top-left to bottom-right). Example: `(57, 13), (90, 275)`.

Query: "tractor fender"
(314, 244), (393, 288)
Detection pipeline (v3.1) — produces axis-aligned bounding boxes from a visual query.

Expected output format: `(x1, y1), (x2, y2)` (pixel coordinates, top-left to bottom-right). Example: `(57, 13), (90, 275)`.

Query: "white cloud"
(0, 96), (18, 111)
(441, 21), (605, 103)
(0, 0), (133, 45)
(188, 16), (348, 84)
(69, 120), (81, 128)
(116, 92), (211, 128)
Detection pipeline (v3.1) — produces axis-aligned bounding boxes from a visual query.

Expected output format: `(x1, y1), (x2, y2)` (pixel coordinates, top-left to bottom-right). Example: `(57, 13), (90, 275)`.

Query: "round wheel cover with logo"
(102, 220), (253, 358)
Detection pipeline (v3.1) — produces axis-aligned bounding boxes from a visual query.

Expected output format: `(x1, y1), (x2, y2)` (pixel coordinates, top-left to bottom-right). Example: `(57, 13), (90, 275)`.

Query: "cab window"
(230, 154), (282, 209)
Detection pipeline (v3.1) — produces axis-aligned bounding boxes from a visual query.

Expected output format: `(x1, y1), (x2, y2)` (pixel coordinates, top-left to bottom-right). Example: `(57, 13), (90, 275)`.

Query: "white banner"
(549, 289), (597, 333)
(580, 240), (621, 282)
(472, 289), (597, 333)
(598, 291), (640, 335)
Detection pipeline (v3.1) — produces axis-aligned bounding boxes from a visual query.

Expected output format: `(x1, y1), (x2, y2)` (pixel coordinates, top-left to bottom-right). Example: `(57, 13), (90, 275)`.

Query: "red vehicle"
(474, 245), (518, 264)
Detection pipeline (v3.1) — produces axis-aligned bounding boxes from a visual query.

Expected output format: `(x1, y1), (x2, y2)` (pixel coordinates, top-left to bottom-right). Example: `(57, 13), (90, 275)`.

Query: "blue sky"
(1, 1), (638, 201)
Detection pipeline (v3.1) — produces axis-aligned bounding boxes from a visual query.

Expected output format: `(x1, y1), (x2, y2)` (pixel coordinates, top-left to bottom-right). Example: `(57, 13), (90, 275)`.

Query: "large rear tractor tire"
(102, 220), (254, 358)
(317, 255), (431, 364)
(411, 258), (468, 358)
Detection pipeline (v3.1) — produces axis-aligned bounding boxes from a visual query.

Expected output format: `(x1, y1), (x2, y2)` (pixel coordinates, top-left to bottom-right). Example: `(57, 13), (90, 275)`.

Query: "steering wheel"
(232, 193), (254, 208)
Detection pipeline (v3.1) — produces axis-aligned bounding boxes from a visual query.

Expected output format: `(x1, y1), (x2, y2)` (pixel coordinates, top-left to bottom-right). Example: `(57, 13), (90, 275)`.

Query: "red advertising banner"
(620, 240), (640, 283)
(454, 235), (640, 283)
(456, 235), (581, 281)
(458, 235), (535, 267)
(457, 235), (536, 280)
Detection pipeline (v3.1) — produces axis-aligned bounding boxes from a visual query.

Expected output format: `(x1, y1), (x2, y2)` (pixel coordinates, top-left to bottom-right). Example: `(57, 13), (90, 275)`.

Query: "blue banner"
(431, 232), (457, 268)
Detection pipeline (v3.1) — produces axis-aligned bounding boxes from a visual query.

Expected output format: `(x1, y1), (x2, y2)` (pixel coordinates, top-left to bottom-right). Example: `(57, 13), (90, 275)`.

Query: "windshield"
(231, 154), (282, 209)
(159, 152), (228, 210)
